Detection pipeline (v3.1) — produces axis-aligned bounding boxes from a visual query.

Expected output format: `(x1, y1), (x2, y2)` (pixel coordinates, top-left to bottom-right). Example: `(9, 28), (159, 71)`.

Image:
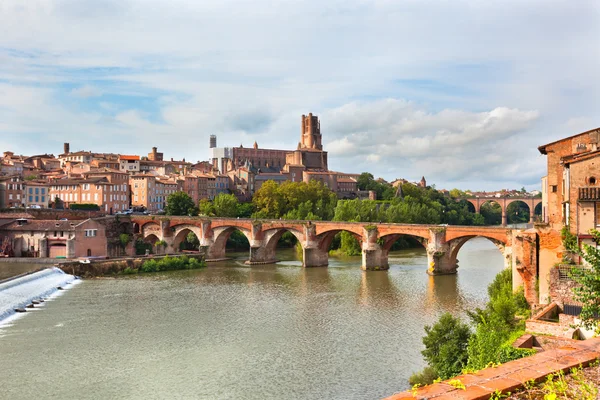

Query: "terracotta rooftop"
(119, 155), (140, 161)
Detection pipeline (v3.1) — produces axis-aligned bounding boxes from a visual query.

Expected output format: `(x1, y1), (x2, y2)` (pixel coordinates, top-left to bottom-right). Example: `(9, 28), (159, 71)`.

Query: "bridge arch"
(172, 227), (201, 252)
(208, 226), (252, 260)
(141, 222), (162, 241)
(446, 234), (509, 271)
(316, 229), (363, 253)
(262, 227), (305, 253)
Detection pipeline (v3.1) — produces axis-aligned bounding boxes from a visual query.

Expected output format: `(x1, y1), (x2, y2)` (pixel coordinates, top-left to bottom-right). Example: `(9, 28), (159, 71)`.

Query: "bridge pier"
(426, 228), (457, 275)
(426, 249), (457, 275)
(303, 247), (329, 267)
(247, 240), (277, 265)
(361, 227), (389, 271)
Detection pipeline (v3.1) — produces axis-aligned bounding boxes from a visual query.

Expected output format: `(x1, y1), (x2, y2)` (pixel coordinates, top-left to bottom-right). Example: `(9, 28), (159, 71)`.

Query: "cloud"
(0, 0), (598, 190)
(70, 85), (102, 98)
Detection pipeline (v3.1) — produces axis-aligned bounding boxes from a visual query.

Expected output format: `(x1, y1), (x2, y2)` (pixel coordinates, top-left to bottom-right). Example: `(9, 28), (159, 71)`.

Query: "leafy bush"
(408, 366), (438, 387)
(140, 256), (206, 273)
(122, 267), (138, 275)
(496, 344), (536, 364)
(135, 239), (153, 255)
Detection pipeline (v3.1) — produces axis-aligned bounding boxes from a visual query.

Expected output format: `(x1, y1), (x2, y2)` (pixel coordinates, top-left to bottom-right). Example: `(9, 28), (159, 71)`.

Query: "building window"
(84, 229), (97, 237)
(589, 177), (597, 185)
(551, 185), (558, 193)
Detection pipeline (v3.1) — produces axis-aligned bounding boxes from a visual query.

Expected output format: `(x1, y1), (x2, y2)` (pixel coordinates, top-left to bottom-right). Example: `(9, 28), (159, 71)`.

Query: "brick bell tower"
(300, 113), (322, 150)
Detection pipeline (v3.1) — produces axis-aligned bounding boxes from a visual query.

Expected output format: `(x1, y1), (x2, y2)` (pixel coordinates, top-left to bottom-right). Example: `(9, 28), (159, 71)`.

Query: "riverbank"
(58, 253), (206, 277)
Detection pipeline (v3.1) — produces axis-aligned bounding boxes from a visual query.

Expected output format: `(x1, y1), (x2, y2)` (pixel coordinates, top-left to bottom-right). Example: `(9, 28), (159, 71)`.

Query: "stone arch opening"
(133, 222), (140, 234)
(209, 226), (252, 260)
(261, 228), (304, 262)
(506, 200), (531, 225)
(480, 200), (503, 225)
(459, 199), (477, 213)
(318, 229), (363, 256)
(379, 233), (428, 252)
(144, 233), (159, 245)
(448, 235), (507, 271)
(173, 228), (200, 252)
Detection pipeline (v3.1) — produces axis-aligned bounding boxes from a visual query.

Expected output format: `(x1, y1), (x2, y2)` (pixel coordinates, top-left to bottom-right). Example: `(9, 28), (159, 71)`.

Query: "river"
(0, 238), (503, 399)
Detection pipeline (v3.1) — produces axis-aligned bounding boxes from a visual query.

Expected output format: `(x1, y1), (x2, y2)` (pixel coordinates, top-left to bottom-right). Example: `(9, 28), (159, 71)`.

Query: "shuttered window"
(596, 203), (600, 226)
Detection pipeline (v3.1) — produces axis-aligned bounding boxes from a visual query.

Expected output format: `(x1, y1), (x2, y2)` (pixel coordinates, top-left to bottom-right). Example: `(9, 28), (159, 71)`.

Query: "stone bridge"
(463, 196), (543, 225)
(129, 216), (539, 302)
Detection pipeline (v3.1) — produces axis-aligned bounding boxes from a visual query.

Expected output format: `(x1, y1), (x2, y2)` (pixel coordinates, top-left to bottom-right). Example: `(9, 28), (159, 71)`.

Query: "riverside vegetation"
(409, 269), (533, 386)
(122, 255), (206, 274)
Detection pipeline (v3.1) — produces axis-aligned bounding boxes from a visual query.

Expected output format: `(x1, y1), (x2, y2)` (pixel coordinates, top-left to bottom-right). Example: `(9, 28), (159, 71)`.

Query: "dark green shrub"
(422, 313), (471, 379)
(408, 366), (438, 387)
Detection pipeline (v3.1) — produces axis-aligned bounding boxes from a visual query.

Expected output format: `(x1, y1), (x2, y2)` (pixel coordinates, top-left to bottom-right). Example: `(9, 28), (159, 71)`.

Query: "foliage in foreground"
(411, 269), (533, 385)
(408, 366), (438, 387)
(465, 269), (530, 371)
(421, 313), (471, 380)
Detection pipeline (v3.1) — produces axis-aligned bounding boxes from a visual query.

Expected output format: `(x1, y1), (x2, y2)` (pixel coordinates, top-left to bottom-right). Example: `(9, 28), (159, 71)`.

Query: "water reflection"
(357, 270), (400, 308)
(0, 238), (504, 400)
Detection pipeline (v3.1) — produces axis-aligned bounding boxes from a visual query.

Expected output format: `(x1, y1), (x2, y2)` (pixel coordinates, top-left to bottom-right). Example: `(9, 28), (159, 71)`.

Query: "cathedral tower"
(300, 113), (322, 150)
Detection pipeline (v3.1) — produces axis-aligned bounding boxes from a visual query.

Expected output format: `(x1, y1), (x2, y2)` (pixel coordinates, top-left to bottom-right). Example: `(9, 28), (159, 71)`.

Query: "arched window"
(589, 177), (597, 185)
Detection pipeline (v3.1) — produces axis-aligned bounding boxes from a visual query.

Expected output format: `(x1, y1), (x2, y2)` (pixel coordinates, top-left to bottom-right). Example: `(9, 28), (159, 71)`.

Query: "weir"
(0, 267), (78, 322)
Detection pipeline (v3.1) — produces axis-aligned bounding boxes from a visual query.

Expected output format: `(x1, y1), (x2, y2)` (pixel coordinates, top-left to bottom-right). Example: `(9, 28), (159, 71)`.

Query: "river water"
(0, 238), (503, 400)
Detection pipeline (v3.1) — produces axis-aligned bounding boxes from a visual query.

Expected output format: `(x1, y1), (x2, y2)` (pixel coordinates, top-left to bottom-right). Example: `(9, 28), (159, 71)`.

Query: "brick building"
(0, 176), (25, 208)
(538, 127), (600, 236)
(50, 177), (129, 213)
(538, 127), (600, 303)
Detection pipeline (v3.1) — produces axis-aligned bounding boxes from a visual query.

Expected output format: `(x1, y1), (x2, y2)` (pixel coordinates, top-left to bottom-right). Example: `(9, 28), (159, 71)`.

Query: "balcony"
(579, 187), (600, 201)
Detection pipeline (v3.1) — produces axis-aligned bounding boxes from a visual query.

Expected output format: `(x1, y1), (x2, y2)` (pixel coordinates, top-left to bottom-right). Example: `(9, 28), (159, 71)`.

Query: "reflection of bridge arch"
(463, 197), (542, 225)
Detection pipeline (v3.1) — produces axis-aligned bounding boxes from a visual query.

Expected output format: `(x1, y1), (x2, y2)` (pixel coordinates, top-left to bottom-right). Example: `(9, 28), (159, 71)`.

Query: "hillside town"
(0, 113), (380, 214)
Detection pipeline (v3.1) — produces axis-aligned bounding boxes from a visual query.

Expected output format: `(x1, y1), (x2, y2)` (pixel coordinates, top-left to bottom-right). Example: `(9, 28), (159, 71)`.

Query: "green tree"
(252, 180), (285, 218)
(198, 198), (214, 216)
(166, 191), (197, 216)
(421, 313), (471, 379)
(567, 229), (600, 330)
(212, 193), (239, 217)
(449, 188), (467, 199)
(236, 202), (254, 218)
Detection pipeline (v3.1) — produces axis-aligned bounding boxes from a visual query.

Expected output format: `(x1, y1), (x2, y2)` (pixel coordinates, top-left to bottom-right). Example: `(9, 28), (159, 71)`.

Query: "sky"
(1, 0), (599, 191)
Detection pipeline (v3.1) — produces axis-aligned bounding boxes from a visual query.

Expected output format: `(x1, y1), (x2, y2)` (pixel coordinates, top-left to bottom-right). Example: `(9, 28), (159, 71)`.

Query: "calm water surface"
(0, 238), (503, 399)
